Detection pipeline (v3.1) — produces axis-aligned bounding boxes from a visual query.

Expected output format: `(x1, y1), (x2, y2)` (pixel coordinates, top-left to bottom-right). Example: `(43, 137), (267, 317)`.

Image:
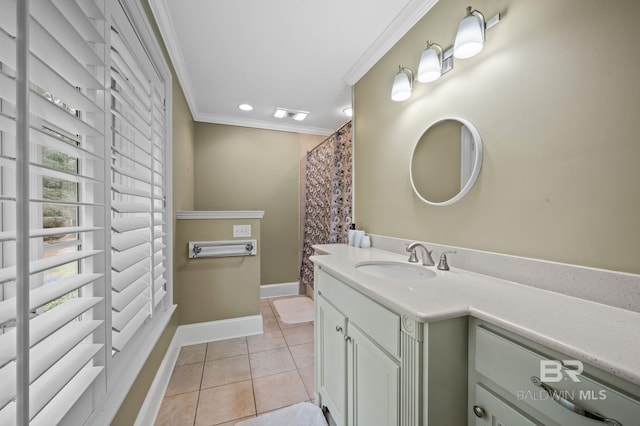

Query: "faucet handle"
(437, 250), (457, 271)
(406, 246), (419, 263)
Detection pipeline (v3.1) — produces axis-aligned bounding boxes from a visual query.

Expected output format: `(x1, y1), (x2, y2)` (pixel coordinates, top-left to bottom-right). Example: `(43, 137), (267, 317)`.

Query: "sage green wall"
(113, 1), (195, 423)
(194, 123), (300, 285)
(354, 0), (640, 274)
(175, 219), (261, 324)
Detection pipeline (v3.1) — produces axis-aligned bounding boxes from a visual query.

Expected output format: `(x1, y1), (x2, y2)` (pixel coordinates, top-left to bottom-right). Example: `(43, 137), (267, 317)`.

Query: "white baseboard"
(260, 282), (300, 299)
(135, 315), (263, 426)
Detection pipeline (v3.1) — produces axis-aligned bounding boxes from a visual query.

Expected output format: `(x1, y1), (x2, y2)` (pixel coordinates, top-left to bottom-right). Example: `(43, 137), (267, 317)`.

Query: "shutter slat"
(112, 216), (149, 233)
(0, 320), (101, 409)
(30, 367), (103, 426)
(51, 0), (104, 43)
(111, 262), (148, 292)
(0, 250), (101, 284)
(112, 277), (148, 312)
(111, 229), (150, 252)
(111, 163), (152, 184)
(154, 288), (166, 308)
(31, 1), (104, 68)
(111, 200), (151, 214)
(29, 346), (103, 421)
(0, 225), (101, 242)
(111, 245), (150, 273)
(112, 293), (148, 332)
(0, 273), (101, 325)
(0, 297), (102, 368)
(112, 183), (151, 198)
(112, 309), (149, 352)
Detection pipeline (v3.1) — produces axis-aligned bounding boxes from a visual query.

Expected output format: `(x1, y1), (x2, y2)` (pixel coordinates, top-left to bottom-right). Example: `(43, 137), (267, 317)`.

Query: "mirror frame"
(409, 117), (483, 206)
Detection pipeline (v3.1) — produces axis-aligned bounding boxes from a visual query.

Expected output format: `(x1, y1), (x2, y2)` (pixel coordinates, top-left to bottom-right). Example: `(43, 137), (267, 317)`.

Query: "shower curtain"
(300, 121), (352, 289)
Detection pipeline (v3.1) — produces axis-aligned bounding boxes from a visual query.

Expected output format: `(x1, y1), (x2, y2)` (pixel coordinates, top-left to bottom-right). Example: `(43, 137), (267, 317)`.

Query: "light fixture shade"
(454, 9), (485, 59)
(391, 67), (412, 102)
(417, 44), (442, 83)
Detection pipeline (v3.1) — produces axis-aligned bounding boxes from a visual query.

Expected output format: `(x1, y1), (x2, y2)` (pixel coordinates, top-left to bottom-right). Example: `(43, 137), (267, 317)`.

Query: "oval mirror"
(410, 117), (482, 206)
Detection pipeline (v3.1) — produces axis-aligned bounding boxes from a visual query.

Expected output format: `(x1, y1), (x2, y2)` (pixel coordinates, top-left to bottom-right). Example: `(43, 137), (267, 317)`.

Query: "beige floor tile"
(247, 330), (286, 353)
(299, 366), (315, 401)
(289, 342), (314, 369)
(282, 323), (314, 346)
(195, 380), (256, 426)
(260, 304), (275, 318)
(253, 370), (309, 413)
(201, 355), (251, 389)
(249, 347), (296, 378)
(175, 343), (207, 367)
(154, 391), (199, 426)
(260, 299), (270, 308)
(262, 316), (280, 333)
(165, 363), (203, 397)
(206, 337), (248, 361)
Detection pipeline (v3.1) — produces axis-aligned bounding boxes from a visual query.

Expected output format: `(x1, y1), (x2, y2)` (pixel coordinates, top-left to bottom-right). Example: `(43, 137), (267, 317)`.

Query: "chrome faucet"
(406, 242), (435, 266)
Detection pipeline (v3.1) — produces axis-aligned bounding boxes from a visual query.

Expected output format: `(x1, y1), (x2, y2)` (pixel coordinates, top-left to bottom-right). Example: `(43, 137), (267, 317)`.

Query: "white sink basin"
(355, 261), (436, 281)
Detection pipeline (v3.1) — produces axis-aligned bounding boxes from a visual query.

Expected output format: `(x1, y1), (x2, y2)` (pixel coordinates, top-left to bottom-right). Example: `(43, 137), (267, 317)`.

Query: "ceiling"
(148, 0), (438, 135)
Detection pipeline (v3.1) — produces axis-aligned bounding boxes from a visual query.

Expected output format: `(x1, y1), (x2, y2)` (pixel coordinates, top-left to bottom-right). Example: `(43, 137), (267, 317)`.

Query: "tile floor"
(155, 297), (315, 426)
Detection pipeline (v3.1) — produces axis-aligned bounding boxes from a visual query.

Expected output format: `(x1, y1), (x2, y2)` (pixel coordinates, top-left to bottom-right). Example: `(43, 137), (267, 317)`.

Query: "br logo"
(539, 360), (583, 383)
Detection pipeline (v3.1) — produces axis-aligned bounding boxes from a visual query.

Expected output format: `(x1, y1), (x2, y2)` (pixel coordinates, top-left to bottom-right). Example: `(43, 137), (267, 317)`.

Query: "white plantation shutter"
(109, 4), (168, 353)
(1, 0), (172, 423)
(0, 0), (107, 424)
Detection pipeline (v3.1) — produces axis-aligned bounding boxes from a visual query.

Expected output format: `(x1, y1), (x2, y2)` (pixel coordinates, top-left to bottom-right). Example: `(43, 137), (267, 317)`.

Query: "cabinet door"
(317, 295), (347, 426)
(473, 385), (537, 426)
(347, 325), (399, 426)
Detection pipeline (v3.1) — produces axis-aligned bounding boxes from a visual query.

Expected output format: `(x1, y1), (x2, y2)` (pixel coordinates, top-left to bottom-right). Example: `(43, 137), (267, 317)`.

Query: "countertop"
(310, 244), (640, 387)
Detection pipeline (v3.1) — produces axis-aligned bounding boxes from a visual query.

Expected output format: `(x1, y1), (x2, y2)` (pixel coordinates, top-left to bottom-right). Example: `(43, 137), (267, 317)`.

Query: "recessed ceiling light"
(293, 112), (308, 121)
(274, 108), (287, 118)
(238, 104), (253, 111)
(342, 106), (353, 117)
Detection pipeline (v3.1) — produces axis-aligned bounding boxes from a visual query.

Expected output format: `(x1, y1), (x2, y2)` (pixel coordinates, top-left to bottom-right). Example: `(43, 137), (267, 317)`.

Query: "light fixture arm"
(426, 40), (443, 66)
(399, 65), (414, 85)
(466, 6), (486, 38)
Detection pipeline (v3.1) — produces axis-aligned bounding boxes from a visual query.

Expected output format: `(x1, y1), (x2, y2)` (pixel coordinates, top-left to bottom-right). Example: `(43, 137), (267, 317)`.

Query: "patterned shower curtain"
(300, 121), (353, 289)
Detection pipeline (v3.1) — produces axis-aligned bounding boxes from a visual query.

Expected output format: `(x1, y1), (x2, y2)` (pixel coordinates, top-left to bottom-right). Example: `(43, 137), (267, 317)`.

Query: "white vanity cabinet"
(315, 266), (468, 426)
(468, 319), (640, 426)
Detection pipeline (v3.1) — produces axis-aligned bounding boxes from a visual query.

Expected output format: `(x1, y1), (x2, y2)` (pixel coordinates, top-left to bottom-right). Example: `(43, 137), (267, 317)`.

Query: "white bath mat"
(273, 296), (314, 324)
(236, 402), (327, 426)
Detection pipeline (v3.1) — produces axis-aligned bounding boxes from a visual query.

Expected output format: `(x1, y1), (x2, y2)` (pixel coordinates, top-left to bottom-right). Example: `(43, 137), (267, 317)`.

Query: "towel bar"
(188, 239), (257, 258)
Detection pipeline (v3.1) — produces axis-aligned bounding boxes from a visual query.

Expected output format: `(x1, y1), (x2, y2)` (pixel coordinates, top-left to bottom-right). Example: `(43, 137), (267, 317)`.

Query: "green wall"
(175, 218), (261, 324)
(354, 0), (640, 274)
(194, 123), (300, 285)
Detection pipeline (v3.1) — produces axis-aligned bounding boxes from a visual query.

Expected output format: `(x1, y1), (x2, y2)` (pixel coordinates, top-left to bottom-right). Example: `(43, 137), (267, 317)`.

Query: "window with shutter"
(0, 0), (172, 423)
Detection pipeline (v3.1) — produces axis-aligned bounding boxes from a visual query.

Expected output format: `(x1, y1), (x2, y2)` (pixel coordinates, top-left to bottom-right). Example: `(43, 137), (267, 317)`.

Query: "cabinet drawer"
(317, 268), (400, 358)
(475, 326), (640, 426)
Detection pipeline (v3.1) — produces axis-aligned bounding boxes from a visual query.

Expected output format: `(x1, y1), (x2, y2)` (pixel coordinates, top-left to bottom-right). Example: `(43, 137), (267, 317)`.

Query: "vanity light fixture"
(454, 6), (500, 59)
(390, 5), (500, 102)
(274, 108), (287, 118)
(391, 65), (413, 102)
(417, 41), (444, 83)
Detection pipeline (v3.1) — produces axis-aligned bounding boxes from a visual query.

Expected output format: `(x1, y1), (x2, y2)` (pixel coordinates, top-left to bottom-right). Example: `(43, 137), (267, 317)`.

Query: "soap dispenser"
(347, 223), (356, 246)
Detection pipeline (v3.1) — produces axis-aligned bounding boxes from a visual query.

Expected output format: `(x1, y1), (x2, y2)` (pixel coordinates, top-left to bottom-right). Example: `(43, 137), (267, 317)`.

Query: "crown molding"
(176, 211), (265, 220)
(195, 112), (334, 136)
(342, 0), (439, 85)
(148, 0), (198, 118)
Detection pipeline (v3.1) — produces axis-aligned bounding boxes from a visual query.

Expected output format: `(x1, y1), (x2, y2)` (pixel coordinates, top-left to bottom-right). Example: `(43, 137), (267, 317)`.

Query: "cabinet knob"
(335, 325), (343, 333)
(344, 335), (351, 342)
(472, 405), (485, 418)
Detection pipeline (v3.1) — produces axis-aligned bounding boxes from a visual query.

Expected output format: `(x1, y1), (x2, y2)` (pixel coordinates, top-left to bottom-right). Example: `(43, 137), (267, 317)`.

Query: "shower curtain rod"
(307, 120), (352, 154)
